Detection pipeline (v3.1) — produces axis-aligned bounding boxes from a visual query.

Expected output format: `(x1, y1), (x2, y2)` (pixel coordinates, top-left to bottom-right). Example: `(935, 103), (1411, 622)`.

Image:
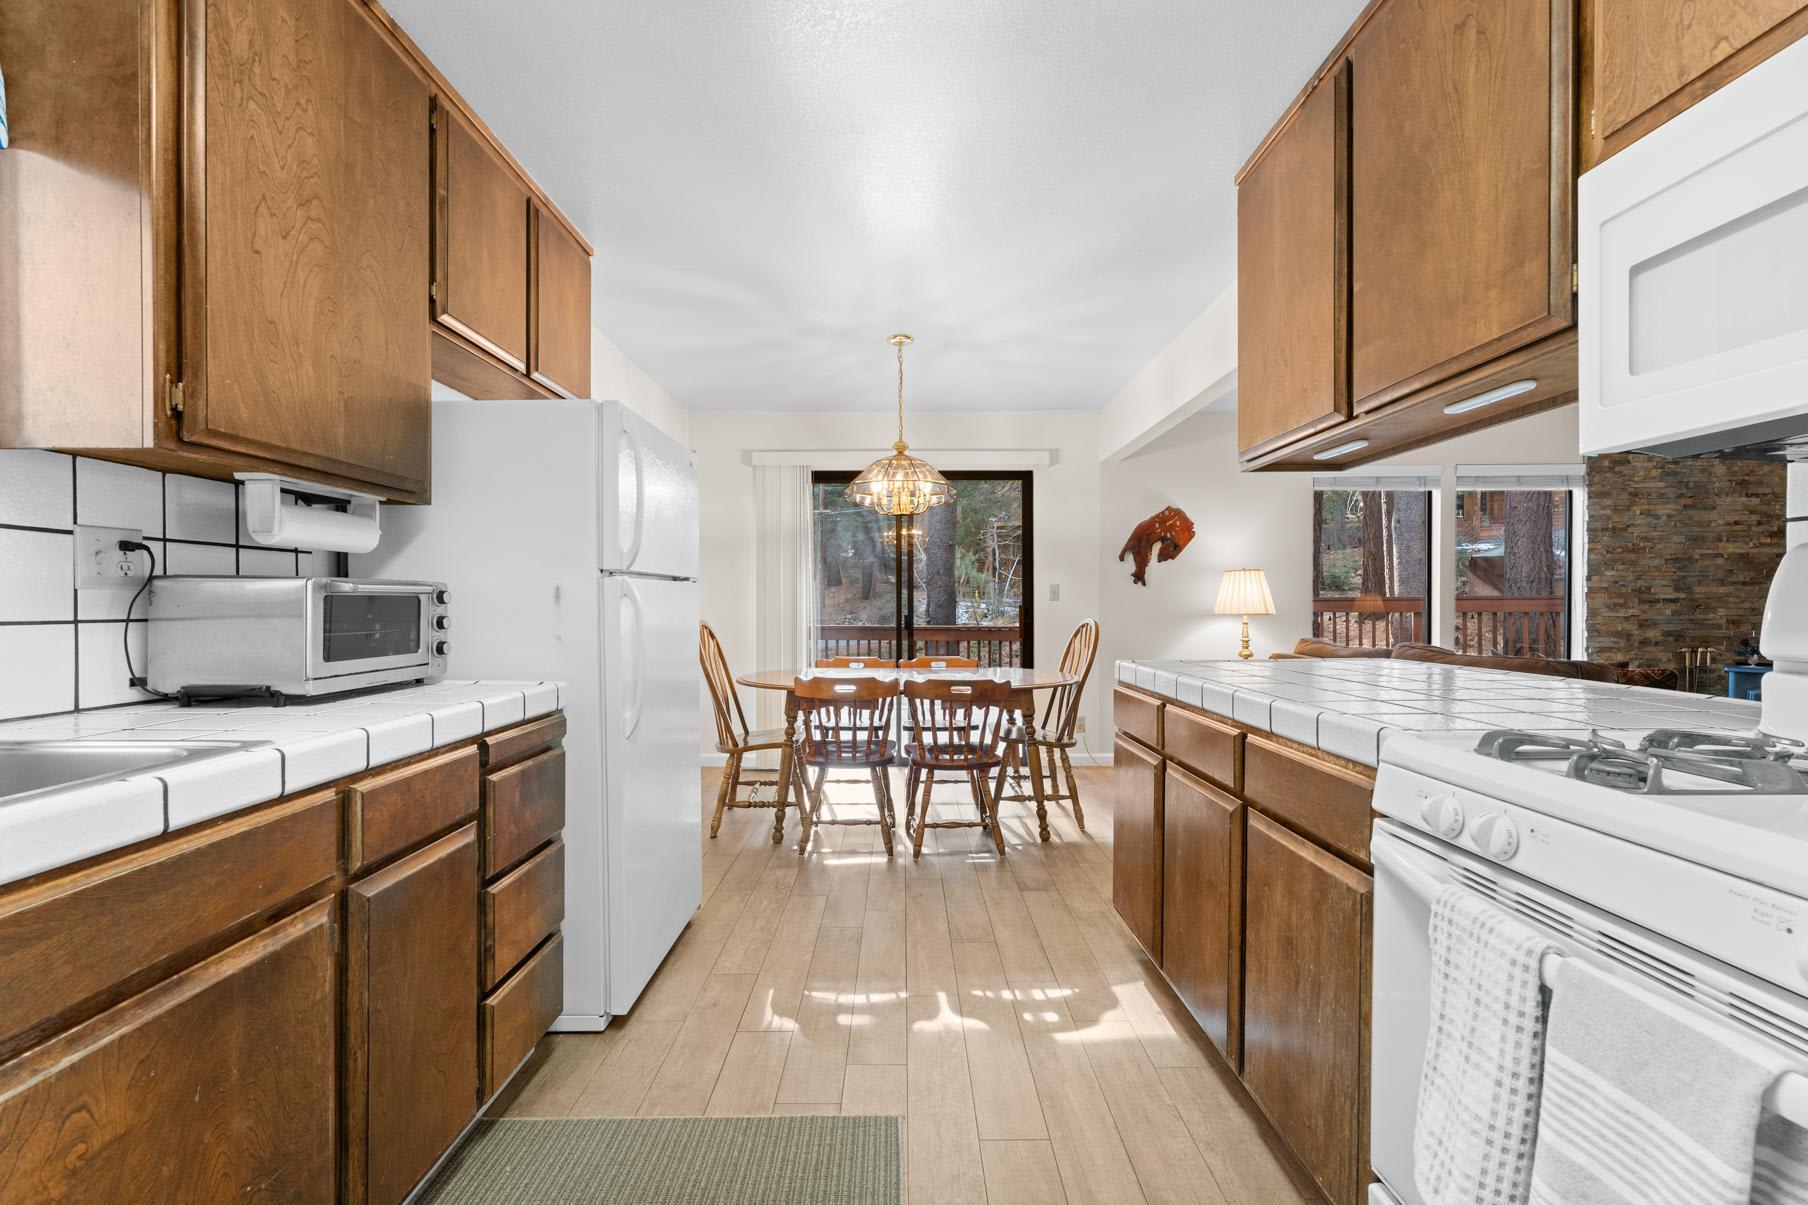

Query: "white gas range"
(1368, 703), (1808, 1204)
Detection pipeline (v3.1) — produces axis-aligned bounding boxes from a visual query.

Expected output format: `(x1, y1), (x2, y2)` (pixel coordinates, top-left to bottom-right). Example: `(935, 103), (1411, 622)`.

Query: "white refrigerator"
(358, 397), (702, 1028)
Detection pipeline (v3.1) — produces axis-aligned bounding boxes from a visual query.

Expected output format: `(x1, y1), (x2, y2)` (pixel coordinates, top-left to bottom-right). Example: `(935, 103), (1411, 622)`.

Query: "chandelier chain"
(896, 338), (906, 448)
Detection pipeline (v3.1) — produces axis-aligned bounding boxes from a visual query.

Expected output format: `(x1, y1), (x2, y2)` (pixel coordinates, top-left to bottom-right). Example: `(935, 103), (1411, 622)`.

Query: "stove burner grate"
(1474, 728), (1808, 796)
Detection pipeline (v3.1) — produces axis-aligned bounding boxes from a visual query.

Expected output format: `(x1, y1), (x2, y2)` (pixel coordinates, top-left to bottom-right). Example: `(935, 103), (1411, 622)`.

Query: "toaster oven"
(147, 577), (449, 702)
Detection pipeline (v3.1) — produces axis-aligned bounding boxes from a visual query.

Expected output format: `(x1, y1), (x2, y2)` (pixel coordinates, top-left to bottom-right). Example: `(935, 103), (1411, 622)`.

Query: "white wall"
(1097, 284), (1238, 464)
(590, 325), (690, 446)
(692, 408), (1108, 757)
(1097, 405), (1587, 686)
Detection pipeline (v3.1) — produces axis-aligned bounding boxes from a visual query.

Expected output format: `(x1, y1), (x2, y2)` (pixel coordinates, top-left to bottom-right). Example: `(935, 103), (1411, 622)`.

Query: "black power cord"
(116, 540), (174, 699)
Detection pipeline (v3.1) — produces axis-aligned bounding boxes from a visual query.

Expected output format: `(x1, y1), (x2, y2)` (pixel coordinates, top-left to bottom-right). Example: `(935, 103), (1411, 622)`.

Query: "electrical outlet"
(1075, 717), (1086, 733)
(74, 526), (147, 590)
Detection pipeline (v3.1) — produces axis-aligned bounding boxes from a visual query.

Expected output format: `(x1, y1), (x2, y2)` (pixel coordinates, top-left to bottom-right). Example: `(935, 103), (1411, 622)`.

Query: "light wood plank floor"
(490, 764), (1321, 1205)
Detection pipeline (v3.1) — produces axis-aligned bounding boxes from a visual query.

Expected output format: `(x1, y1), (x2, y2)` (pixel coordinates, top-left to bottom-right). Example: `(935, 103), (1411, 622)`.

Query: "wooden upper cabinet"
(1111, 735), (1164, 960)
(530, 206), (594, 399)
(344, 825), (480, 1205)
(0, 901), (337, 1204)
(1349, 0), (1573, 412)
(434, 104), (533, 372)
(1241, 811), (1372, 1205)
(1237, 63), (1350, 455)
(0, 0), (434, 501)
(1589, 0), (1808, 166)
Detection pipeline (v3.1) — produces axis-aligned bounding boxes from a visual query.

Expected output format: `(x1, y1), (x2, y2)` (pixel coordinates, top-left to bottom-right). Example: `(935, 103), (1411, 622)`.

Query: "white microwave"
(1578, 34), (1808, 458)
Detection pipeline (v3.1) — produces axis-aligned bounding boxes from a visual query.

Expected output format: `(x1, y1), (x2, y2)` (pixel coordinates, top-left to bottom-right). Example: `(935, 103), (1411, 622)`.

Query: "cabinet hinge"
(430, 108), (438, 131)
(1589, 108), (1597, 137)
(429, 281), (439, 302)
(165, 376), (186, 417)
(1571, 263), (1580, 294)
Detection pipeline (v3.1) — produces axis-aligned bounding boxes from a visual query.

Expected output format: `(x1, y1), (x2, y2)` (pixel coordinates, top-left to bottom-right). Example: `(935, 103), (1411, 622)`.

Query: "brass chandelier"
(844, 333), (952, 517)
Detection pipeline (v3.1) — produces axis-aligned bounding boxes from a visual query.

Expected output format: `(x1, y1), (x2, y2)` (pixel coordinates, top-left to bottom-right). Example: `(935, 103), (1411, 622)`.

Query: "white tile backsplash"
(0, 529), (74, 622)
(0, 453), (340, 720)
(75, 459), (164, 536)
(0, 451), (74, 529)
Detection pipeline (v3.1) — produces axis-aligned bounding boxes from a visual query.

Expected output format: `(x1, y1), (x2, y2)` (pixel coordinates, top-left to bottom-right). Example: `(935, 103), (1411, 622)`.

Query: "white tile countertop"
(1117, 658), (1763, 768)
(0, 680), (562, 887)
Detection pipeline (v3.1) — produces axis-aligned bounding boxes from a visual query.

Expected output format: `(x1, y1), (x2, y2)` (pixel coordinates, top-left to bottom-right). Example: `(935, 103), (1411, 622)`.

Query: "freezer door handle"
(621, 416), (645, 572)
(622, 577), (646, 740)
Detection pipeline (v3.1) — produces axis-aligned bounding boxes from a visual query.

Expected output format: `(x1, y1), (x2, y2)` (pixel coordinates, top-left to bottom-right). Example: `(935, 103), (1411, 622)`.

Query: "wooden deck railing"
(814, 624), (1024, 667)
(1312, 596), (1567, 656)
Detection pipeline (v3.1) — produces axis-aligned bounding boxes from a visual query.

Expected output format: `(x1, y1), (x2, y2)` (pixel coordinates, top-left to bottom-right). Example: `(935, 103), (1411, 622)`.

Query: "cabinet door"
(1161, 765), (1243, 1066)
(1591, 0), (1808, 163)
(529, 206), (593, 399)
(1237, 63), (1349, 456)
(0, 901), (337, 1204)
(1350, 0), (1572, 411)
(1111, 735), (1163, 960)
(1241, 811), (1371, 1205)
(345, 825), (480, 1205)
(434, 105), (532, 371)
(184, 0), (432, 497)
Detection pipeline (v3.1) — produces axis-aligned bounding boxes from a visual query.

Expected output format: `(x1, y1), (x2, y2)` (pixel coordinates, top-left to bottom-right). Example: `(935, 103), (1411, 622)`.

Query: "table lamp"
(1213, 568), (1275, 660)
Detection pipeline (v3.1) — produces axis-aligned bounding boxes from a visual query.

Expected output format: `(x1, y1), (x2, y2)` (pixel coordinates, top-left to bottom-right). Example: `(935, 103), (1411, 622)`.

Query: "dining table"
(734, 665), (1083, 844)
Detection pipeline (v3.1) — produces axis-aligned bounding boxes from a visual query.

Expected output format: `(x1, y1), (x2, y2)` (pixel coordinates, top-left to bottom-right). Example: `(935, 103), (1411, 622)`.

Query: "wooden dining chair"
(899, 656), (978, 669)
(995, 619), (1100, 840)
(700, 622), (795, 839)
(902, 677), (1012, 859)
(791, 676), (899, 856)
(815, 657), (898, 669)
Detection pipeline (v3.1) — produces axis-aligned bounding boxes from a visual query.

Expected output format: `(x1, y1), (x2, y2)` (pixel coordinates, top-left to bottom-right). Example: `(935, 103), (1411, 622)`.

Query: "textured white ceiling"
(385, 0), (1366, 411)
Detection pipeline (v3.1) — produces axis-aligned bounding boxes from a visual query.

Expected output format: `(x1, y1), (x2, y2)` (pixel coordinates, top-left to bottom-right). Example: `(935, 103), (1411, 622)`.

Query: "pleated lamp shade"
(1213, 568), (1275, 616)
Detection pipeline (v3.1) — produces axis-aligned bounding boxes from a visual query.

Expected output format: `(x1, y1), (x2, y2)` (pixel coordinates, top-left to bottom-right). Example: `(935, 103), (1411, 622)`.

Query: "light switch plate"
(1048, 583), (1061, 602)
(74, 526), (147, 590)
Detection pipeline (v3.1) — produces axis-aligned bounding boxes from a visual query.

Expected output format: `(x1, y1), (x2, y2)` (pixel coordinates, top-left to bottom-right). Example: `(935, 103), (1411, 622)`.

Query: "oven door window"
(322, 594), (422, 663)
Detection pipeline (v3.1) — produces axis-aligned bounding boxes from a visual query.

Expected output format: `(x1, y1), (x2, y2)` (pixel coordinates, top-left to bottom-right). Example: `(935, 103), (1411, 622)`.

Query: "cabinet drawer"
(482, 932), (563, 1097)
(0, 790), (337, 1051)
(479, 713), (566, 769)
(1164, 705), (1242, 792)
(1243, 735), (1374, 865)
(483, 747), (566, 877)
(1113, 685), (1164, 750)
(483, 840), (564, 989)
(345, 746), (479, 872)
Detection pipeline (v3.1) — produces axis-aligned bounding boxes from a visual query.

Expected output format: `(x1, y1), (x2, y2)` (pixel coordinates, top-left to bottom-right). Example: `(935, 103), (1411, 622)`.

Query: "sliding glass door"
(811, 471), (1032, 667)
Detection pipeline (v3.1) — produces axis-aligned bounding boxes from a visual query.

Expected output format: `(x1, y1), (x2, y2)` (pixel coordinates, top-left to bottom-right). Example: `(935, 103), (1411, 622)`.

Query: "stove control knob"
(1472, 813), (1520, 861)
(1420, 795), (1465, 838)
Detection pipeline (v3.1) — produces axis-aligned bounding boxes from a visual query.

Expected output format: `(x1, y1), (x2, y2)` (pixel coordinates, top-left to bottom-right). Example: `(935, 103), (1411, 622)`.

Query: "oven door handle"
(1372, 834), (1450, 906)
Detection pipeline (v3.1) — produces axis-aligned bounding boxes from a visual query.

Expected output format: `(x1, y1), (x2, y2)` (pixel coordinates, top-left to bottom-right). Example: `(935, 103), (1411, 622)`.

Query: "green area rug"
(419, 1115), (903, 1204)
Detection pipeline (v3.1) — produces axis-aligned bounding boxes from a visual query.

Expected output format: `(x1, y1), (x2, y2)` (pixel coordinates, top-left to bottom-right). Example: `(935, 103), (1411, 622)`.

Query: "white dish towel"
(1413, 885), (1560, 1205)
(1529, 958), (1794, 1205)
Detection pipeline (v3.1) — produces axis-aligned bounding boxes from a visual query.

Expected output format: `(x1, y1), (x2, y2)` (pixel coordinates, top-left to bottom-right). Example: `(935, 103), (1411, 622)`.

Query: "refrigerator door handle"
(622, 577), (646, 740)
(621, 417), (645, 572)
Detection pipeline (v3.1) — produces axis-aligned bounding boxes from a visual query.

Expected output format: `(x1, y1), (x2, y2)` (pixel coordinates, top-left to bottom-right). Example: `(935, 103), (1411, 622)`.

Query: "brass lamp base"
(1237, 615), (1253, 660)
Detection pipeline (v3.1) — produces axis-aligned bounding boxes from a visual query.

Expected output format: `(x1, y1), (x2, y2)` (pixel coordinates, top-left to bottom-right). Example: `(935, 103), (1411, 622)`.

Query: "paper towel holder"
(235, 473), (383, 555)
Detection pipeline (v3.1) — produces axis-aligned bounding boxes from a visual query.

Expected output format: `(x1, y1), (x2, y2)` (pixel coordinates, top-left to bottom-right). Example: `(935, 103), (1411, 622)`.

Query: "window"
(1454, 487), (1574, 658)
(1312, 486), (1432, 648)
(810, 471), (1031, 667)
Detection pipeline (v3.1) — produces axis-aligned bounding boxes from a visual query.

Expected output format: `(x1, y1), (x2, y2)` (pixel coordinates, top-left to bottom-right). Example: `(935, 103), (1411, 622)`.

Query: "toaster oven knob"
(433, 615), (450, 631)
(433, 640), (450, 657)
(433, 588), (450, 605)
(1472, 812), (1520, 861)
(1420, 794), (1465, 838)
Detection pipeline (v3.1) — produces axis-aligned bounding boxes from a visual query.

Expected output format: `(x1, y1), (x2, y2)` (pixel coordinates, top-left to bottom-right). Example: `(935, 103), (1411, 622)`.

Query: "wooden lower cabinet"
(1111, 734), (1164, 960)
(1241, 811), (1373, 1205)
(0, 901), (337, 1204)
(1160, 764), (1243, 1066)
(344, 825), (481, 1205)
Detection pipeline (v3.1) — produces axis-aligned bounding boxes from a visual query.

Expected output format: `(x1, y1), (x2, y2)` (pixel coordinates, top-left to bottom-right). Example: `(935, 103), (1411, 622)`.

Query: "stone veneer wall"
(1585, 453), (1786, 695)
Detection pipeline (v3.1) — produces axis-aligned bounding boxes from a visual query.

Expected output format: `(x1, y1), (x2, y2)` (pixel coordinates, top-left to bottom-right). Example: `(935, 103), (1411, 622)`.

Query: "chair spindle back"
(792, 676), (897, 765)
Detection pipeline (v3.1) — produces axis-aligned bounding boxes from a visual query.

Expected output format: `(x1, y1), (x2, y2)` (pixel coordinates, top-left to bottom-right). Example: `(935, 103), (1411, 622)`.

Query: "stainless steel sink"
(0, 740), (270, 804)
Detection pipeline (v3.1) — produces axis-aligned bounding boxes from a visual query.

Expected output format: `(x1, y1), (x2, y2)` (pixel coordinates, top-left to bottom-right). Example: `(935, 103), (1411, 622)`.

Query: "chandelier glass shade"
(845, 334), (952, 518)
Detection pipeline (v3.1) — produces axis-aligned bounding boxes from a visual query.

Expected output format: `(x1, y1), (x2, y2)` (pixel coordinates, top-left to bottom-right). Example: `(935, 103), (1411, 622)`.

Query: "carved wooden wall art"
(1118, 506), (1196, 586)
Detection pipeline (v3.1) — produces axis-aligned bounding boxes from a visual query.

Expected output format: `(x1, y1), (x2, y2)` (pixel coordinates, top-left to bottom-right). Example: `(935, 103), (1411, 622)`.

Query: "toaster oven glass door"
(322, 593), (423, 663)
